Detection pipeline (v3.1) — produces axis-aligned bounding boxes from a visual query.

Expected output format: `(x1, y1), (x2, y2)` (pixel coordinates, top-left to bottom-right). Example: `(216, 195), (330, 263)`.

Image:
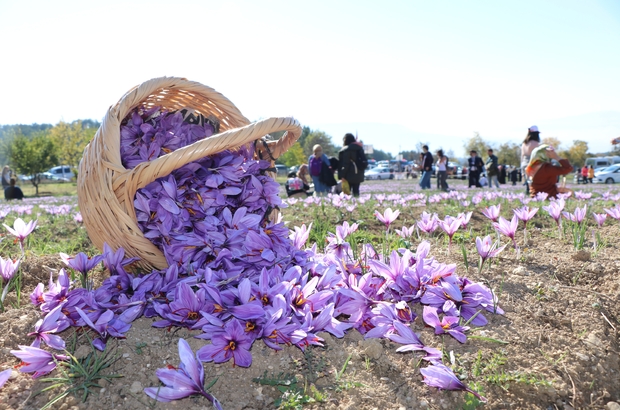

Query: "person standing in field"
(435, 149), (449, 191)
(1, 166), (11, 190)
(485, 148), (500, 189)
(338, 133), (367, 197)
(308, 145), (331, 196)
(521, 125), (541, 194)
(581, 164), (589, 184)
(587, 165), (594, 183)
(467, 150), (484, 188)
(418, 145), (433, 190)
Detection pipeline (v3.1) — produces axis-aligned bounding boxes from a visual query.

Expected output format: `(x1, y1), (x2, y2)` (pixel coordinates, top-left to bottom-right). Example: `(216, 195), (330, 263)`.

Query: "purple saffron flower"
(475, 235), (506, 274)
(438, 216), (460, 254)
(513, 206), (539, 243)
(420, 364), (486, 402)
(10, 345), (69, 378)
(593, 212), (607, 228)
(374, 208), (400, 230)
(605, 205), (620, 220)
(0, 256), (20, 283)
(28, 305), (70, 350)
(422, 306), (469, 343)
(0, 368), (11, 390)
(481, 204), (501, 222)
(387, 321), (441, 363)
(417, 212), (438, 235)
(3, 218), (37, 255)
(289, 223), (312, 250)
(395, 225), (415, 239)
(492, 215), (519, 249)
(543, 200), (564, 227)
(59, 252), (104, 276)
(144, 338), (223, 408)
(563, 205), (587, 224)
(457, 211), (472, 228)
(197, 319), (253, 367)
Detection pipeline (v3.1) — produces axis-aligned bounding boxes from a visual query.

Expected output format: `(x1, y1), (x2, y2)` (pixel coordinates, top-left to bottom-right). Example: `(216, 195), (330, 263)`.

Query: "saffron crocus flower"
(387, 321), (441, 364)
(513, 206), (538, 243)
(0, 368), (11, 390)
(27, 305), (70, 350)
(422, 306), (469, 343)
(197, 319), (253, 367)
(374, 208), (400, 230)
(420, 364), (486, 403)
(475, 235), (506, 274)
(3, 218), (37, 255)
(144, 338), (223, 408)
(493, 215), (519, 250)
(605, 205), (620, 220)
(0, 256), (20, 283)
(59, 252), (104, 276)
(59, 252), (104, 289)
(10, 345), (69, 378)
(457, 212), (472, 229)
(593, 213), (607, 228)
(563, 204), (587, 224)
(438, 216), (460, 254)
(543, 200), (564, 226)
(0, 256), (21, 306)
(417, 214), (438, 235)
(481, 204), (501, 222)
(395, 225), (415, 239)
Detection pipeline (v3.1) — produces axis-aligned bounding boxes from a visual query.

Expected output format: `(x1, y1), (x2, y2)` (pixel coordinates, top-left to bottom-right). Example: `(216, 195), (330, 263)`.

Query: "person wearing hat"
(467, 150), (484, 188)
(521, 125), (541, 195)
(525, 144), (572, 199)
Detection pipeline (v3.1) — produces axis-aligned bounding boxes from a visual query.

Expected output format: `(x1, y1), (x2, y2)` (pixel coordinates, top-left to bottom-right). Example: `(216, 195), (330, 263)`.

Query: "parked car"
(275, 164), (288, 176)
(364, 167), (394, 180)
(593, 165), (620, 184)
(42, 165), (74, 181)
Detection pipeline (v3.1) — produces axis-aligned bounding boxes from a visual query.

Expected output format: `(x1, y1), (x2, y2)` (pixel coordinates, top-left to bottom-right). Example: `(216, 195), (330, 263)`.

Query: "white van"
(585, 156), (620, 169)
(42, 165), (74, 181)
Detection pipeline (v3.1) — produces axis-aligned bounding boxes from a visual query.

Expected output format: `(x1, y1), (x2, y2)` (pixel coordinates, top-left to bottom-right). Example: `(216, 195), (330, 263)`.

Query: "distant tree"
(370, 149), (393, 161)
(10, 133), (58, 195)
(495, 142), (520, 166)
(541, 136), (562, 151)
(297, 126), (311, 150)
(463, 132), (493, 157)
(302, 131), (338, 158)
(278, 142), (306, 167)
(565, 140), (589, 166)
(48, 120), (95, 175)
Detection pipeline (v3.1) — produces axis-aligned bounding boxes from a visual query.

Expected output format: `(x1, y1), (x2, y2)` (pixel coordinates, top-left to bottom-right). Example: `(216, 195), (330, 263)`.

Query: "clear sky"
(1, 0), (619, 156)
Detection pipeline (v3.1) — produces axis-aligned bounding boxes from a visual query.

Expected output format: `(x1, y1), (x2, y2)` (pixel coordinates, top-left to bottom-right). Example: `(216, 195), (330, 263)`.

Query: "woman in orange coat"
(587, 165), (594, 183)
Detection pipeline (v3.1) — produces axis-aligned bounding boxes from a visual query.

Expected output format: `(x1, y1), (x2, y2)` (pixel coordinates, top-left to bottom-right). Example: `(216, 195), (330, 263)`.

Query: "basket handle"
(113, 116), (301, 210)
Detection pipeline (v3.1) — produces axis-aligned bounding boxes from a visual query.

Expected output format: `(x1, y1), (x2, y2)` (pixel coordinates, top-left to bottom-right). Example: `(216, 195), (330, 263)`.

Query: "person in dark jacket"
(418, 145), (433, 189)
(467, 150), (484, 188)
(338, 133), (367, 197)
(4, 177), (24, 200)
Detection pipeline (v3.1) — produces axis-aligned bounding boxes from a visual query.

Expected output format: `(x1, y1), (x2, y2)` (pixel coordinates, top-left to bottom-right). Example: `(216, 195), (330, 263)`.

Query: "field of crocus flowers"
(0, 178), (619, 410)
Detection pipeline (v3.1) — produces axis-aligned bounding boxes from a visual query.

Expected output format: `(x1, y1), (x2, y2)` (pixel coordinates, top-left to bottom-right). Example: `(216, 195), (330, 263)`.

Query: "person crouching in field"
(525, 145), (573, 199)
(4, 177), (24, 200)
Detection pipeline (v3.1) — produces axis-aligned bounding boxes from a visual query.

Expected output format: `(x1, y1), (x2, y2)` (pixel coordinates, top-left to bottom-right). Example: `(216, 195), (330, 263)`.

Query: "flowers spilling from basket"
(12, 106), (496, 403)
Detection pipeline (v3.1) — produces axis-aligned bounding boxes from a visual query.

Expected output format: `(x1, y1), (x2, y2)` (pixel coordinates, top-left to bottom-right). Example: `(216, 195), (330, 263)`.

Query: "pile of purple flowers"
(10, 106), (501, 403)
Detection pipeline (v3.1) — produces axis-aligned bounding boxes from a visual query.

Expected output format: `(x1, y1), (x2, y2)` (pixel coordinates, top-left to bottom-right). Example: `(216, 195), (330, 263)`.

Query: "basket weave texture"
(77, 77), (301, 270)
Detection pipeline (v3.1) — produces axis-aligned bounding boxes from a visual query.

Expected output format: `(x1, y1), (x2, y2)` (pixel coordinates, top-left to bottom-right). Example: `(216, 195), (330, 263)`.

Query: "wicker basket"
(77, 76), (301, 270)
